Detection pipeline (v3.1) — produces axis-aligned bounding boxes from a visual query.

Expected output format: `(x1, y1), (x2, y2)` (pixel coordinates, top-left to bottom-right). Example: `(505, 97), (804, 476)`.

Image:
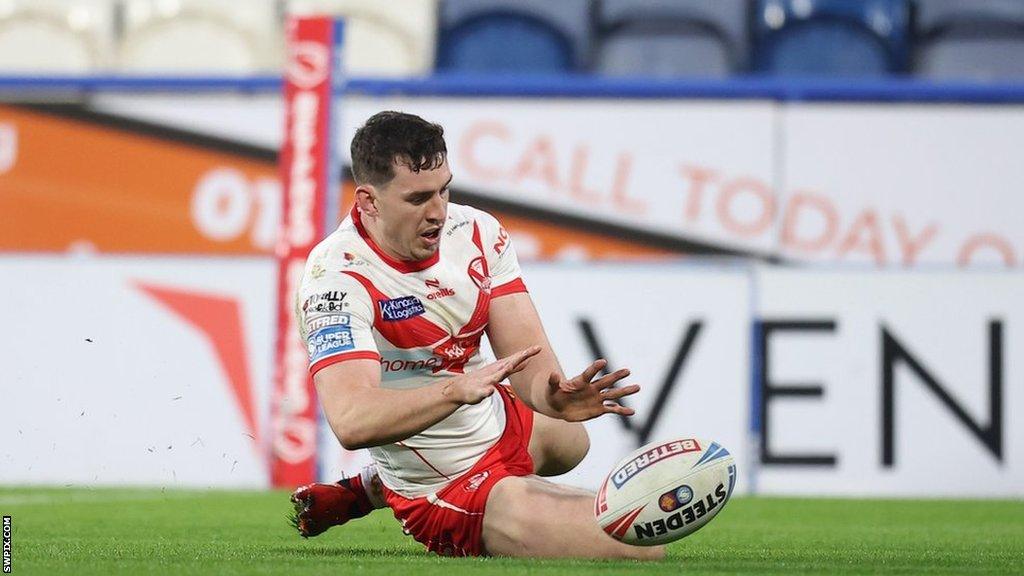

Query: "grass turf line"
(0, 488), (1021, 575)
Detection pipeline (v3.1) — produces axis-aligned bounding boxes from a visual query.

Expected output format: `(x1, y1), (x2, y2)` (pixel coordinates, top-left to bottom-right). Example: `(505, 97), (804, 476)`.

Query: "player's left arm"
(487, 289), (639, 422)
(477, 210), (639, 421)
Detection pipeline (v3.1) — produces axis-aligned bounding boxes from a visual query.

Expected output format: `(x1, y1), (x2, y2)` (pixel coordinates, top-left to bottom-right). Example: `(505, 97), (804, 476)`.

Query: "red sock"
(338, 474), (376, 515)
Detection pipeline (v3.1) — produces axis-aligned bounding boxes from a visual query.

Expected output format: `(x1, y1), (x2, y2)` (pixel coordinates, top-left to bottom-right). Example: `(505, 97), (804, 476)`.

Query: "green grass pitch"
(1, 488), (1021, 575)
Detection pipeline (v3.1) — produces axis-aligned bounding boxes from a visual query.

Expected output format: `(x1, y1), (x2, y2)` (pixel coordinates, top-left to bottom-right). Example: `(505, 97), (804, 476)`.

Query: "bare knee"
(481, 477), (543, 556)
(536, 424), (589, 476)
(530, 419), (590, 476)
(564, 423), (590, 465)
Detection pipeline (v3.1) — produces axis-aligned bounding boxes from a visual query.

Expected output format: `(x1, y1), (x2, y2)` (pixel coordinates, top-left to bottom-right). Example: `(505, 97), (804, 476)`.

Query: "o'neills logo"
(612, 439), (702, 489)
(424, 278), (454, 300)
(287, 91), (318, 248)
(426, 287), (455, 300)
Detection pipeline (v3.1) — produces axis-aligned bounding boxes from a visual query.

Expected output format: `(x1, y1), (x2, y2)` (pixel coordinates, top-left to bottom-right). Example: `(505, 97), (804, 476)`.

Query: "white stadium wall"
(754, 269), (1022, 497)
(2, 256), (1020, 496)
(0, 256), (275, 488)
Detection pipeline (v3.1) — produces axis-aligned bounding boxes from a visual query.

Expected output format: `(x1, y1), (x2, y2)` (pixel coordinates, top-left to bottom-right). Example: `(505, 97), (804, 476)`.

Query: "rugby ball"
(595, 438), (736, 546)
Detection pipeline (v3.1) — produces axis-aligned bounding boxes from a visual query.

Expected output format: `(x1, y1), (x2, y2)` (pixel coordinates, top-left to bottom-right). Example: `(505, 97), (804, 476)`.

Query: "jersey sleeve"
(475, 209), (528, 298)
(296, 270), (380, 376)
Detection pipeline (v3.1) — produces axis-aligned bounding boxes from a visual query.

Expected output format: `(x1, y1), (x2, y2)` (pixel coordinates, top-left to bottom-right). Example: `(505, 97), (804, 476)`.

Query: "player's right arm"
(313, 347), (539, 450)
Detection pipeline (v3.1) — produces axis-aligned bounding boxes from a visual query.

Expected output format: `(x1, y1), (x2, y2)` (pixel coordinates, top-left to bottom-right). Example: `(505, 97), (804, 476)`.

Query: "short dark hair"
(350, 111), (447, 186)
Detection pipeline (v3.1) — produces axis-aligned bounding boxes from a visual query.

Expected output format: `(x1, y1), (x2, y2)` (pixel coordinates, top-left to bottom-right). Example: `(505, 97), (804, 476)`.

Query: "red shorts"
(382, 384), (535, 557)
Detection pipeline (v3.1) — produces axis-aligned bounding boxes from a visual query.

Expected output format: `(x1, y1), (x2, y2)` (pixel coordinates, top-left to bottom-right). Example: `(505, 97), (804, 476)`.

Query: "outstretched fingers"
(601, 402), (636, 416)
(556, 359), (610, 393)
(598, 379), (640, 417)
(593, 368), (631, 390)
(601, 383), (640, 400)
(579, 359), (608, 384)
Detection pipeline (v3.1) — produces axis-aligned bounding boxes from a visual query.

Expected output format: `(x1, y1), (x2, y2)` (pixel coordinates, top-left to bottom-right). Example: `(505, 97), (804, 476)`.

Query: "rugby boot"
(289, 473), (377, 538)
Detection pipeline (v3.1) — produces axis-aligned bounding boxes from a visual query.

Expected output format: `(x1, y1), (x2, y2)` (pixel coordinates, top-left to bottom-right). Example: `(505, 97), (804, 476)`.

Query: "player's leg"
(289, 464), (386, 537)
(481, 474), (665, 560)
(528, 413), (590, 476)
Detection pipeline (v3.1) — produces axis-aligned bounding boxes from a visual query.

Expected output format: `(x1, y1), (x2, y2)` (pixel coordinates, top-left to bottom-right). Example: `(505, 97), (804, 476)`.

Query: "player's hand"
(442, 345), (541, 406)
(546, 359), (639, 422)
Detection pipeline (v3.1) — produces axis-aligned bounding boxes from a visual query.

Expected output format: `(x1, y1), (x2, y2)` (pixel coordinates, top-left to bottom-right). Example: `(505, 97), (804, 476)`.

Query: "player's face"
(375, 159), (452, 261)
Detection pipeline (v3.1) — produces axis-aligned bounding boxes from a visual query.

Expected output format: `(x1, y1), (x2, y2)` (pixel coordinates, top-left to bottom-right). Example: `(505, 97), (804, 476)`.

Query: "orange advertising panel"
(0, 105), (673, 259)
(0, 105), (279, 254)
(472, 211), (670, 260)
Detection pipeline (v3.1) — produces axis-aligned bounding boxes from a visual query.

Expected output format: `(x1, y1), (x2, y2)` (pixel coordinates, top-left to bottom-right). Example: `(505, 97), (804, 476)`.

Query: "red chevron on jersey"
(342, 266), (486, 371)
(341, 270), (448, 349)
(458, 223), (492, 337)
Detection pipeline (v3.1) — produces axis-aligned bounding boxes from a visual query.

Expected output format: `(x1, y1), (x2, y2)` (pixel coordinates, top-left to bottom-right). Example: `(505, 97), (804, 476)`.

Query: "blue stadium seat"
(436, 0), (591, 73)
(913, 0), (1024, 81)
(754, 0), (909, 78)
(596, 0), (748, 78)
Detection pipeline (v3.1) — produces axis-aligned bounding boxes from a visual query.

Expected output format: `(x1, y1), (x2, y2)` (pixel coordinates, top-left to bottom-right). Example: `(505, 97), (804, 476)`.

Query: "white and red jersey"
(296, 202), (527, 497)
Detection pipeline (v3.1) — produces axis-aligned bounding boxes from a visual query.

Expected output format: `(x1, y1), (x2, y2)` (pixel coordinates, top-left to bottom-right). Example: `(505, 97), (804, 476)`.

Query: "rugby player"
(290, 111), (663, 560)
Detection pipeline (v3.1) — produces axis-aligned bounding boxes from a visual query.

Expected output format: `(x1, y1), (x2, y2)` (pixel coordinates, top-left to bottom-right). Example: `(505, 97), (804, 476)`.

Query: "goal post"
(271, 15), (344, 488)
